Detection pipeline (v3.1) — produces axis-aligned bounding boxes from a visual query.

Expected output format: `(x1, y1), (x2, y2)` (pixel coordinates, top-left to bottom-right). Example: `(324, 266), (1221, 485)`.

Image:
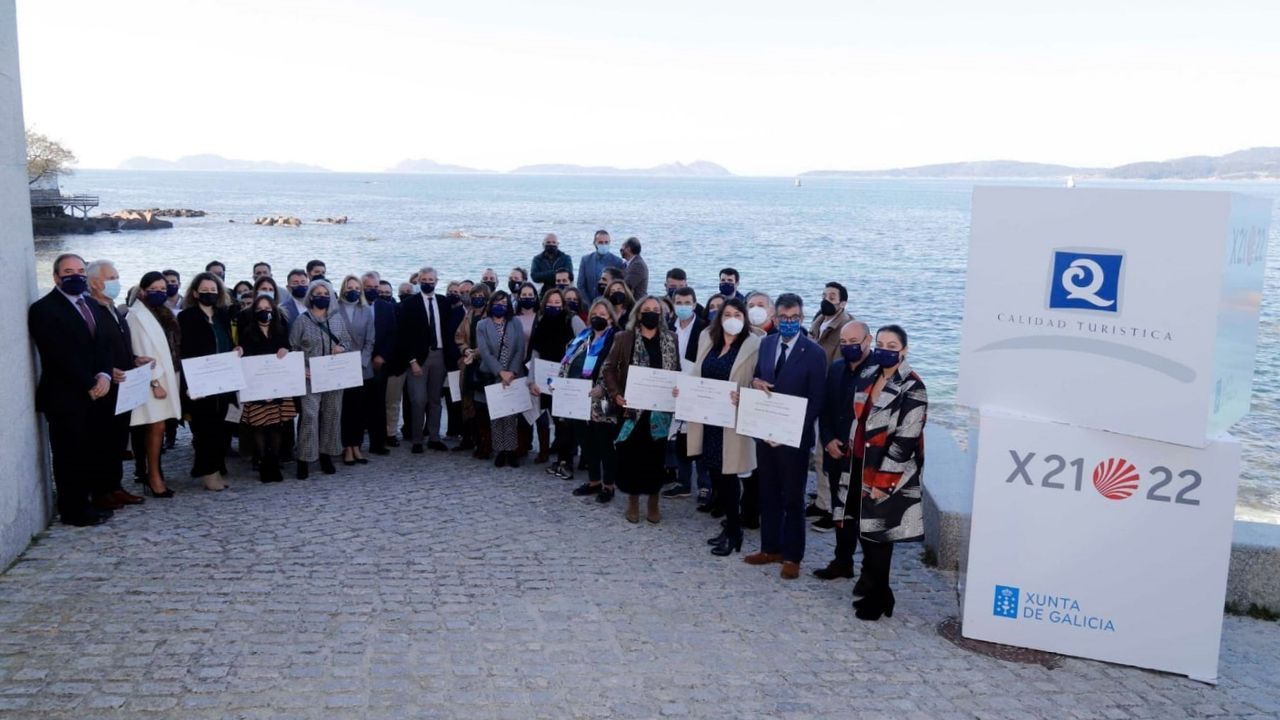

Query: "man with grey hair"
(396, 266), (448, 452)
(87, 259), (147, 509)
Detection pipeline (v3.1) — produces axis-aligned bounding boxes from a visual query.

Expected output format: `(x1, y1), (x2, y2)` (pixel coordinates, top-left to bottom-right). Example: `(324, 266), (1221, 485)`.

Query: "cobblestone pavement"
(1, 436), (1278, 720)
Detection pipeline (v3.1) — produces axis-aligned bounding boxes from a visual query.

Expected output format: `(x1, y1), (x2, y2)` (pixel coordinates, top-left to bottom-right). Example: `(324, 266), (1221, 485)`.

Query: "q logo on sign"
(1047, 249), (1124, 313)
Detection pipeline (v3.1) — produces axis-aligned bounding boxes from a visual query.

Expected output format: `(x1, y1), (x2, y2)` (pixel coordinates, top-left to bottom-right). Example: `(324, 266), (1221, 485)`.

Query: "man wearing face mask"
(480, 268), (499, 292)
(620, 236), (649, 298)
(576, 229), (624, 302)
(282, 269), (310, 325)
(553, 268), (574, 294)
(812, 322), (881, 577)
(531, 233), (573, 288)
(745, 291), (775, 336)
(28, 253), (116, 526)
(718, 268), (746, 303)
(396, 266), (450, 452)
(162, 269), (183, 315)
(807, 281), (855, 530)
(745, 293), (827, 580)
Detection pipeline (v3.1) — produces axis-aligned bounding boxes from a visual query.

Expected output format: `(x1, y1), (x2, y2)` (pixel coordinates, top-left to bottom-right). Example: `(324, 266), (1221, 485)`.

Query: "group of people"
(29, 229), (927, 621)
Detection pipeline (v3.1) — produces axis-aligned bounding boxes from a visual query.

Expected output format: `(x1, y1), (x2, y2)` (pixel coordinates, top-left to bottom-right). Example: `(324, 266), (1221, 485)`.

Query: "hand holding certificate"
(674, 374), (738, 428)
(485, 380), (533, 420)
(623, 366), (679, 413)
(308, 352), (363, 394)
(239, 351), (306, 402)
(447, 370), (462, 402)
(735, 387), (809, 448)
(527, 359), (561, 391)
(182, 351), (246, 398)
(551, 377), (593, 421)
(114, 365), (153, 415)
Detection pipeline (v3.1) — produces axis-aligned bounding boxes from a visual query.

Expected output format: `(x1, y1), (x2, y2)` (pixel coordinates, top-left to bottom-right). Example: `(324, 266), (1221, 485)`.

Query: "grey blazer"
(337, 301), (376, 379)
(476, 318), (526, 378)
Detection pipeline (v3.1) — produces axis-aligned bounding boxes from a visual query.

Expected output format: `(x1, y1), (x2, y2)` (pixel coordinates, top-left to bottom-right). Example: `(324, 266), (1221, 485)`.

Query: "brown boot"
(744, 552), (783, 565)
(780, 561), (800, 580)
(625, 494), (640, 523)
(646, 494), (661, 524)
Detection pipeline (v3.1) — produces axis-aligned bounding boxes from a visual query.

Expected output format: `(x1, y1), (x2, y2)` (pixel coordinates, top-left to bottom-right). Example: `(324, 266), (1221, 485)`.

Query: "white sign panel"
(551, 377), (593, 421)
(674, 374), (738, 429)
(308, 352), (363, 394)
(961, 411), (1240, 683)
(957, 187), (1270, 447)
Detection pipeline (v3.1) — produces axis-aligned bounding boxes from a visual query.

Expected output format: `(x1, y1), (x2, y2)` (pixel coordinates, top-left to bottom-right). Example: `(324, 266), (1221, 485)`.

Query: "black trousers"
(46, 410), (95, 517)
(712, 471), (740, 534)
(553, 417), (576, 463)
(823, 453), (860, 567)
(189, 395), (231, 477)
(740, 471), (760, 525)
(581, 420), (618, 485)
(364, 373), (388, 451)
(90, 398), (132, 496)
(340, 384), (367, 448)
(855, 539), (895, 607)
(757, 444), (809, 563)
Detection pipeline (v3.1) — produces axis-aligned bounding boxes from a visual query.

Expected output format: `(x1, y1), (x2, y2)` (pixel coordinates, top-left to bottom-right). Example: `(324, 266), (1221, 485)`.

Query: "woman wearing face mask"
(127, 271), (183, 498)
(507, 267), (529, 296)
(475, 290), (527, 468)
(833, 324), (927, 622)
(255, 276), (281, 304)
(178, 272), (242, 491)
(565, 298), (619, 500)
(705, 294), (726, 325)
(337, 275), (375, 466)
(605, 280), (635, 328)
(562, 287), (588, 333)
(454, 283), (492, 458)
(526, 289), (575, 466)
(745, 291), (776, 335)
(237, 295), (297, 483)
(290, 279), (354, 479)
(602, 296), (682, 524)
(679, 298), (761, 553)
(512, 282), (541, 457)
(233, 280), (254, 312)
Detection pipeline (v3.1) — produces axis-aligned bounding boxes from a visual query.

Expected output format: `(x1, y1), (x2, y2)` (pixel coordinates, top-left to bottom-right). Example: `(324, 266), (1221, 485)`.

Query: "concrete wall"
(0, 0), (50, 569)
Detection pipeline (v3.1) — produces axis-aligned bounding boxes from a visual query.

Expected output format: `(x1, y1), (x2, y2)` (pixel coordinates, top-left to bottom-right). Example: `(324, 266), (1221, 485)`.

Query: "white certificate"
(485, 380), (533, 420)
(675, 374), (739, 429)
(551, 377), (593, 421)
(623, 366), (679, 413)
(308, 352), (364, 394)
(181, 351), (246, 398)
(447, 370), (462, 402)
(114, 365), (153, 415)
(239, 351), (306, 403)
(735, 387), (809, 448)
(527, 359), (561, 390)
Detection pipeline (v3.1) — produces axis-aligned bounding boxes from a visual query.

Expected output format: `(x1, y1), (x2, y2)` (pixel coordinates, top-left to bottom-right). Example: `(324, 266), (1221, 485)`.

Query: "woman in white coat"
(127, 271), (183, 497)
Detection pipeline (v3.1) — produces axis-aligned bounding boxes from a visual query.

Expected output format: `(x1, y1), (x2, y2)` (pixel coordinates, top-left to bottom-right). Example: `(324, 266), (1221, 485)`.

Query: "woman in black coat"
(236, 295), (298, 483)
(178, 272), (240, 491)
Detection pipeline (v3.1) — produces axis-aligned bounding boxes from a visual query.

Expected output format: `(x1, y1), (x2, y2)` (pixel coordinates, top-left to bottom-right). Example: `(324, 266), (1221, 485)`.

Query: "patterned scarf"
(616, 330), (677, 443)
(563, 327), (613, 379)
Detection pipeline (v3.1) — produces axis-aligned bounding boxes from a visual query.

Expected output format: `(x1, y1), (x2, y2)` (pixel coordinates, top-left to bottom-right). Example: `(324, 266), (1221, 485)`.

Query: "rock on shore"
(315, 215), (348, 224)
(255, 215), (302, 227)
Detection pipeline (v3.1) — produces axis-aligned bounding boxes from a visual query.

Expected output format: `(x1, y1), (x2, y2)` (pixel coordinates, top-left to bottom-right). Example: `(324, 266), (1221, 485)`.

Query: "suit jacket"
(809, 309), (852, 365)
(623, 255), (649, 298)
(753, 333), (827, 453)
(395, 292), (447, 372)
(28, 289), (113, 417)
(576, 251), (624, 302)
(675, 316), (708, 365)
(370, 298), (398, 372)
(818, 356), (879, 449)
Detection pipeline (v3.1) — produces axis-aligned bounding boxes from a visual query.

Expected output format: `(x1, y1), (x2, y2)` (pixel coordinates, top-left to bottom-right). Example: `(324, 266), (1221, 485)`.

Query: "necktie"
(76, 297), (97, 337)
(427, 296), (438, 350)
(774, 341), (788, 379)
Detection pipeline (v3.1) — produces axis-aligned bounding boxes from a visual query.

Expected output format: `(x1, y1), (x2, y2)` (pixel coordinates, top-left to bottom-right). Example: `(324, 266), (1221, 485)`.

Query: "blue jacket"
(753, 333), (827, 453)
(576, 250), (624, 302)
(371, 298), (398, 370)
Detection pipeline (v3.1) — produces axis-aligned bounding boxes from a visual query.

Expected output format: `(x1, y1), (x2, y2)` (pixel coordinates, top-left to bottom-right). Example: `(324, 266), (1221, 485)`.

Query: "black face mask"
(589, 316), (609, 332)
(256, 309), (274, 324)
(399, 294), (413, 303)
(597, 283), (607, 295)
(609, 291), (626, 306)
(508, 280), (521, 294)
(543, 244), (557, 255)
(820, 299), (838, 317)
(639, 311), (661, 330)
(197, 292), (219, 307)
(483, 280), (497, 291)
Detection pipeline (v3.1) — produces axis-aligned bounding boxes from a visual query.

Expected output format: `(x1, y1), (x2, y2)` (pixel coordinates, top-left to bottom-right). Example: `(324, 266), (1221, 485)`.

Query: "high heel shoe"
(297, 461), (309, 480)
(319, 455), (337, 475)
(145, 481), (175, 498)
(710, 530), (743, 556)
(706, 530), (728, 546)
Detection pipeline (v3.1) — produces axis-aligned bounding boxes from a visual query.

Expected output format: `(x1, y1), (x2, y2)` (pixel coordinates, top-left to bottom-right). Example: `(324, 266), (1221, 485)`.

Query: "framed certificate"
(623, 366), (679, 413)
(674, 374), (738, 429)
(485, 381), (534, 420)
(239, 351), (306, 403)
(182, 351), (246, 398)
(308, 352), (364, 394)
(735, 387), (809, 448)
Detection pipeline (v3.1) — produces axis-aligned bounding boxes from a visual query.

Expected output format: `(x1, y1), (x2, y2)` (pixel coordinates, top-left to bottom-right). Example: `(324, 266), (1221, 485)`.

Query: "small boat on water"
(1066, 175), (1076, 189)
(794, 177), (802, 188)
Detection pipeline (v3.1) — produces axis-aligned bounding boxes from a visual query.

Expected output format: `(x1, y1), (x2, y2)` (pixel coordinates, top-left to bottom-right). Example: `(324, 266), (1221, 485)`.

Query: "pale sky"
(15, 0), (1280, 176)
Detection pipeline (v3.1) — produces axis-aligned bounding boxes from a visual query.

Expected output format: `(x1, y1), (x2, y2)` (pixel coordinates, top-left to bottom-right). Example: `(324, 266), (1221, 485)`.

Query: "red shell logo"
(1092, 458), (1140, 500)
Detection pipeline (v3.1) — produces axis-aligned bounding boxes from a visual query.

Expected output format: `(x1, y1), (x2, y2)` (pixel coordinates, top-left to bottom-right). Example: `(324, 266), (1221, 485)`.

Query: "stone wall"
(0, 0), (51, 569)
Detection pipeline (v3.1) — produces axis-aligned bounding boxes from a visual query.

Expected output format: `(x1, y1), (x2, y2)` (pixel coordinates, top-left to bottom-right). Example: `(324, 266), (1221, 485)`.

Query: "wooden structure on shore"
(28, 171), (98, 218)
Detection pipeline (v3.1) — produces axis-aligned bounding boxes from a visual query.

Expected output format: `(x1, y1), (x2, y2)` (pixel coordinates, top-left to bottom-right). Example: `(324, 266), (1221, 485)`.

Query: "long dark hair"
(138, 270), (180, 345)
(250, 293), (286, 337)
(184, 271), (229, 310)
(708, 297), (749, 350)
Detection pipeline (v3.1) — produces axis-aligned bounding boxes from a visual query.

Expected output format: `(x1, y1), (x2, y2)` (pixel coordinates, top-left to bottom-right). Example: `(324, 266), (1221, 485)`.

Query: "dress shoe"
(743, 552), (783, 565)
(319, 455), (337, 474)
(411, 443), (424, 454)
(495, 452), (508, 468)
(343, 458), (357, 466)
(804, 503), (825, 518)
(386, 436), (401, 448)
(62, 512), (107, 527)
(370, 447), (391, 456)
(572, 482), (600, 496)
(812, 562), (854, 580)
(356, 457), (369, 465)
(780, 561), (800, 580)
(427, 441), (449, 452)
(111, 489), (145, 505)
(145, 482), (175, 498)
(596, 487), (615, 504)
(92, 495), (124, 511)
(508, 453), (521, 468)
(810, 516), (836, 533)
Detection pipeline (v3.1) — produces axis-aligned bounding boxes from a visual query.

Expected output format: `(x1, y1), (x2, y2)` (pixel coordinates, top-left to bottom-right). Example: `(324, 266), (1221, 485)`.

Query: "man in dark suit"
(620, 236), (649, 298)
(364, 271), (398, 455)
(665, 286), (709, 500)
(744, 293), (827, 579)
(396, 266), (449, 453)
(28, 253), (116, 526)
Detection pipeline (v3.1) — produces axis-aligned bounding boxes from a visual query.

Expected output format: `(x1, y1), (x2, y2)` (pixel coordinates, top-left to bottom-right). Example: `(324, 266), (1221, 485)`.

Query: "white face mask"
(721, 317), (745, 335)
(747, 306), (768, 326)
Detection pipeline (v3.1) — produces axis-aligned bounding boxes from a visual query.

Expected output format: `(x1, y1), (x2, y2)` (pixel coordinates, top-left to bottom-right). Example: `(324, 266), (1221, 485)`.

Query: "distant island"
(510, 160), (732, 177)
(386, 158), (491, 174)
(803, 147), (1280, 181)
(119, 154), (330, 173)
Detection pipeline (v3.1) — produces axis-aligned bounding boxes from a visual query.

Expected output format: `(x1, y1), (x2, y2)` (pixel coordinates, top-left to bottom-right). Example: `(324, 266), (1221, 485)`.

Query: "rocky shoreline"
(33, 207), (350, 236)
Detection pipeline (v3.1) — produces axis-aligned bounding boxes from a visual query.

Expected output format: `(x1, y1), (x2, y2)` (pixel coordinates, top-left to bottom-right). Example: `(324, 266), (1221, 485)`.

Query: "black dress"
(616, 334), (666, 496)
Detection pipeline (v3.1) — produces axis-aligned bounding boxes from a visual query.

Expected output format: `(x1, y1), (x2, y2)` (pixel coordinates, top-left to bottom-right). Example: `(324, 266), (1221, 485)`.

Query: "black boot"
(706, 529), (728, 546)
(296, 460), (309, 480)
(710, 529), (743, 556)
(319, 454), (336, 474)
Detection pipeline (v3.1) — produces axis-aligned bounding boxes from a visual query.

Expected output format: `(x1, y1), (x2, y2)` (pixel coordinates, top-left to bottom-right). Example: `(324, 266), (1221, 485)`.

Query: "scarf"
(615, 330), (676, 443)
(563, 327), (613, 379)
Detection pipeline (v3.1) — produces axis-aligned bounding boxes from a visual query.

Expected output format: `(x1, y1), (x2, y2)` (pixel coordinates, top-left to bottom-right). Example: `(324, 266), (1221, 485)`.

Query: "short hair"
(825, 281), (848, 303)
(775, 292), (804, 312)
(510, 267), (528, 281)
(665, 268), (687, 282)
(253, 261), (272, 273)
(287, 268), (308, 282)
(673, 286), (697, 303)
(378, 280), (393, 290)
(719, 267), (740, 282)
(53, 253), (85, 273)
(205, 260), (225, 272)
(418, 266), (438, 279)
(593, 229), (610, 241)
(361, 271), (380, 284)
(162, 268), (180, 280)
(305, 259), (326, 274)
(623, 236), (641, 255)
(86, 259), (115, 278)
(877, 324), (909, 348)
(845, 320), (871, 338)
(602, 267), (624, 282)
(745, 291), (773, 309)
(554, 268), (574, 282)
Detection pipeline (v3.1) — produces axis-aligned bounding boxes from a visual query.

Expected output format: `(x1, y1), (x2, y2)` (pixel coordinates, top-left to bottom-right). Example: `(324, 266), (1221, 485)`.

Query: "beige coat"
(685, 330), (761, 475)
(126, 300), (182, 426)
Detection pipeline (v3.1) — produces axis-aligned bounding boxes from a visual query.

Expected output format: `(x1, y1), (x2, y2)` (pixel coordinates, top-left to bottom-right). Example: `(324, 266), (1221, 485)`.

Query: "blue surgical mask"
(777, 318), (802, 338)
(707, 310), (718, 322)
(595, 244), (610, 256)
(102, 280), (121, 300)
(840, 344), (864, 365)
(342, 290), (360, 303)
(674, 305), (694, 321)
(871, 347), (901, 367)
(544, 306), (563, 317)
(290, 285), (308, 299)
(567, 300), (580, 312)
